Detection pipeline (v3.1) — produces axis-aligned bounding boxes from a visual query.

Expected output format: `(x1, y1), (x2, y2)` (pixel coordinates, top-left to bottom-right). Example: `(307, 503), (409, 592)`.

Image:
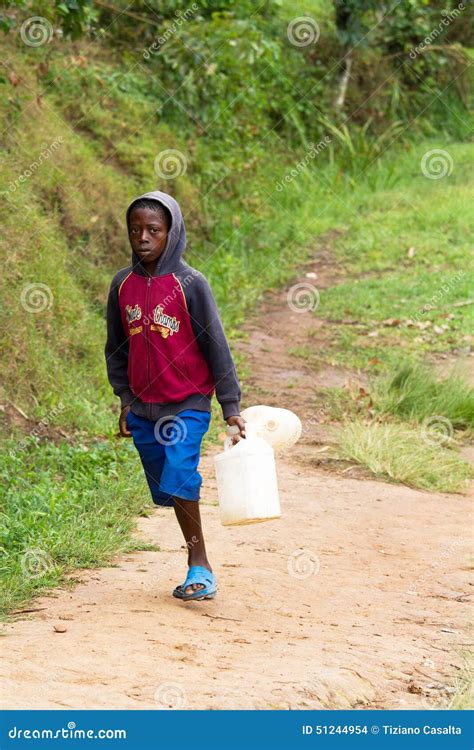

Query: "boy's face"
(128, 207), (169, 264)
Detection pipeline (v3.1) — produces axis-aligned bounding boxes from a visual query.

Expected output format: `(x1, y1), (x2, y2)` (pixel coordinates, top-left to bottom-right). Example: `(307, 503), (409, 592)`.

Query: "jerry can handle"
(225, 419), (256, 450)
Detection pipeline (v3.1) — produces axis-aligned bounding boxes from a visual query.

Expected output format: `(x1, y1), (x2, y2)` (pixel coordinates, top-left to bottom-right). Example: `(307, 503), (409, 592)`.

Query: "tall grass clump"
(449, 652), (473, 709)
(372, 363), (474, 431)
(337, 422), (473, 493)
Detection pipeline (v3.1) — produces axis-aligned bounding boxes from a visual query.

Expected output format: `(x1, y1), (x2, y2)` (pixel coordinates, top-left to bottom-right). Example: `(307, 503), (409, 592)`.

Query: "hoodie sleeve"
(104, 269), (134, 409)
(184, 272), (241, 420)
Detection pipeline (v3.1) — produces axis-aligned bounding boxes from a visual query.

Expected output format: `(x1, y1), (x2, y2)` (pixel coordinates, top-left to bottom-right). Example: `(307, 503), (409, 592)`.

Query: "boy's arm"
(185, 272), (241, 420)
(104, 272), (134, 410)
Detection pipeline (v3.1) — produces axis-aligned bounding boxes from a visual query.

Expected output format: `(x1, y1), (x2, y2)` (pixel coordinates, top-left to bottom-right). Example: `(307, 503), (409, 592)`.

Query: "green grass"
(0, 31), (472, 616)
(449, 651), (473, 709)
(0, 434), (157, 616)
(311, 364), (473, 491)
(337, 421), (473, 493)
(1, 35), (330, 614)
(0, 35), (323, 433)
(0, 405), (228, 617)
(372, 363), (474, 430)
(310, 141), (474, 368)
(1, 37), (471, 429)
(288, 345), (320, 363)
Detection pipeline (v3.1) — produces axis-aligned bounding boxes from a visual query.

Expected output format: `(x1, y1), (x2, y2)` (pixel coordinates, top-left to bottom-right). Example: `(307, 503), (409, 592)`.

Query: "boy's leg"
(126, 411), (172, 504)
(157, 409), (212, 595)
(173, 498), (211, 595)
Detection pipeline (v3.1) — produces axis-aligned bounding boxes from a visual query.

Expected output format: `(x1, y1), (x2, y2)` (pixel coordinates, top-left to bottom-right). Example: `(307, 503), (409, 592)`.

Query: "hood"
(126, 190), (186, 276)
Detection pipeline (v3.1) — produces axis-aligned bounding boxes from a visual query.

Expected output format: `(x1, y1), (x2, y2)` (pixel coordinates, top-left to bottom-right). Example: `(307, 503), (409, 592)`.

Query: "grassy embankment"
(1, 24), (472, 614)
(0, 33), (336, 614)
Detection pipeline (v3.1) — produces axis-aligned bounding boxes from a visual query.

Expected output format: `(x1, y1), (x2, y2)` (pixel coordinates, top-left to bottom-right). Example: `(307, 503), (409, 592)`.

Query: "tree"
(333, 0), (379, 112)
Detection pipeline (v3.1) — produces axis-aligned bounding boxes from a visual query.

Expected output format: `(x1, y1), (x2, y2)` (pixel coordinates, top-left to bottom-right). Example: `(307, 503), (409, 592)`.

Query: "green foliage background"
(0, 0), (472, 612)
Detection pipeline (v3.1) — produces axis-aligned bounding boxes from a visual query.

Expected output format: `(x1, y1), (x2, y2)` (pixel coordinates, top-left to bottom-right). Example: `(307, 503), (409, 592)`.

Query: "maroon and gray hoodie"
(105, 190), (241, 422)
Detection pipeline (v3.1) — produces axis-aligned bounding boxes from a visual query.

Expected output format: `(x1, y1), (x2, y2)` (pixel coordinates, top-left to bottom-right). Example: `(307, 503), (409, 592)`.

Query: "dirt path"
(1, 254), (472, 710)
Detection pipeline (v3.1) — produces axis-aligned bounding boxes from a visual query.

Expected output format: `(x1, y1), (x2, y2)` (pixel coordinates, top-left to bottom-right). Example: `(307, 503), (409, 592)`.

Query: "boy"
(105, 190), (245, 602)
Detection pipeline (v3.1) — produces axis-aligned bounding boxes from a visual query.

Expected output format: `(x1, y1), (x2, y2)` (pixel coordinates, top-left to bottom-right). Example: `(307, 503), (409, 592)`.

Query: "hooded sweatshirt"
(104, 191), (241, 422)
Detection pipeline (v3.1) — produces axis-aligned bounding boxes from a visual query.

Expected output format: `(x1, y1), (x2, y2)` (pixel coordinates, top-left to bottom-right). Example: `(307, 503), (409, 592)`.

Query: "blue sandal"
(173, 566), (217, 602)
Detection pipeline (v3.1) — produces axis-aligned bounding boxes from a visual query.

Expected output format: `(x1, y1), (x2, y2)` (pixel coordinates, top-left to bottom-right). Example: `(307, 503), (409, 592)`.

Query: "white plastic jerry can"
(214, 421), (281, 526)
(240, 405), (302, 454)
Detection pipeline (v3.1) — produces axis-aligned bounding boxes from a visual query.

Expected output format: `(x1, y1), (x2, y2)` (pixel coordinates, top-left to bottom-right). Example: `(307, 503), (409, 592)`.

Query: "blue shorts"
(126, 408), (211, 507)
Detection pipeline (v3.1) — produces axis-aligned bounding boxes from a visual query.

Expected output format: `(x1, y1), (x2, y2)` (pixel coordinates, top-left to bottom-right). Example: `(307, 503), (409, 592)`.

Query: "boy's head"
(127, 198), (172, 266)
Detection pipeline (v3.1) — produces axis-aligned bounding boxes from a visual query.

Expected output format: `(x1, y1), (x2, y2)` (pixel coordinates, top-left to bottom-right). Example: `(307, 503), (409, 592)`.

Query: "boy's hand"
(119, 406), (132, 438)
(226, 415), (246, 444)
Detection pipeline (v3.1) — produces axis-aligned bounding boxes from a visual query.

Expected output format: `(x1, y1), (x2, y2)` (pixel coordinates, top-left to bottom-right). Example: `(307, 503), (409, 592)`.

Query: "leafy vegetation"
(1, 0), (471, 139)
(0, 0), (472, 612)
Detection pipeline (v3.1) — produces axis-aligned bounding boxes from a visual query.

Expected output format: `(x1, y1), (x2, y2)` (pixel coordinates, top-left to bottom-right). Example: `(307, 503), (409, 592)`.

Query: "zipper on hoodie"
(145, 275), (152, 419)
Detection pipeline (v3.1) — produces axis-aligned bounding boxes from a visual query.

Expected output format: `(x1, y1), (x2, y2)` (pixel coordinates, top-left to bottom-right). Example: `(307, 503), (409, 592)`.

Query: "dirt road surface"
(2, 252), (471, 710)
